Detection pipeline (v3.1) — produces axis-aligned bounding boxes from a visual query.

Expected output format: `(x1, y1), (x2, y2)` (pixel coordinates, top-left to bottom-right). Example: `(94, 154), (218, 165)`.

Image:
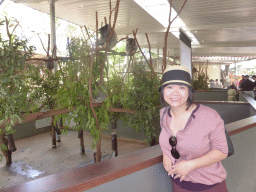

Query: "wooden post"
(7, 134), (16, 152)
(1, 133), (12, 166)
(51, 116), (56, 148)
(78, 130), (85, 154)
(111, 122), (118, 157)
(55, 123), (61, 142)
(111, 132), (118, 157)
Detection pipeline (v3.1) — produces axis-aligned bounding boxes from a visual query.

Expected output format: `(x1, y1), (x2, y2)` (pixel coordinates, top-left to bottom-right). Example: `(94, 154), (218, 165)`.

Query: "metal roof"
(12, 0), (256, 64)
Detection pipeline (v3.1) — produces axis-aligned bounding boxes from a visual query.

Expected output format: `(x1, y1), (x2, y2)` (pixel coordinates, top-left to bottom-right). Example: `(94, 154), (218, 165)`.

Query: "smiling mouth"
(170, 98), (181, 101)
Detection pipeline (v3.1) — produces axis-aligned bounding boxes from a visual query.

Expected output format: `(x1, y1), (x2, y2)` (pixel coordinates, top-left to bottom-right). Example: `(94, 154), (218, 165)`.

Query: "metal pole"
(50, 0), (57, 72)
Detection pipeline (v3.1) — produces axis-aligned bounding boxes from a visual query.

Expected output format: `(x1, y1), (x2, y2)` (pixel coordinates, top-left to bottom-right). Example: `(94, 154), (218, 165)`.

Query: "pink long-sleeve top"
(159, 104), (228, 185)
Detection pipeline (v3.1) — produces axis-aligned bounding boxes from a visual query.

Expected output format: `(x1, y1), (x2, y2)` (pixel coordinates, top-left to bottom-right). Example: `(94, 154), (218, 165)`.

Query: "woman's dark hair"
(160, 82), (194, 110)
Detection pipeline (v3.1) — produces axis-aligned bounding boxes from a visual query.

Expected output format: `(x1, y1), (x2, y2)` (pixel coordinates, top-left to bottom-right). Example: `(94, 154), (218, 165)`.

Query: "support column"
(50, 0), (57, 72)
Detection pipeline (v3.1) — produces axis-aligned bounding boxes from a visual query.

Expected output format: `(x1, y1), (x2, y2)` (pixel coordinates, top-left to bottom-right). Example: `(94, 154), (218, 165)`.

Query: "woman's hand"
(163, 153), (174, 176)
(172, 160), (195, 182)
(172, 150), (228, 182)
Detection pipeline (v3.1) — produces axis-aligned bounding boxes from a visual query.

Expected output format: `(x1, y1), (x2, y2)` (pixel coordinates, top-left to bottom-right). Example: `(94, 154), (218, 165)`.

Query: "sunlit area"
(133, 0), (199, 45)
(0, 0), (82, 56)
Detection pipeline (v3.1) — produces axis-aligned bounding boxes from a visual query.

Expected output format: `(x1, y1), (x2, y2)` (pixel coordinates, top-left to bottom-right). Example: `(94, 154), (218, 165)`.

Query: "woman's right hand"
(163, 153), (173, 177)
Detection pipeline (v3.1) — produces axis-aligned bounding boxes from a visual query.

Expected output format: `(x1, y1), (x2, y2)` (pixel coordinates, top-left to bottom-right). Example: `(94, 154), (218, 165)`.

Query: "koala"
(126, 38), (138, 56)
(98, 24), (118, 50)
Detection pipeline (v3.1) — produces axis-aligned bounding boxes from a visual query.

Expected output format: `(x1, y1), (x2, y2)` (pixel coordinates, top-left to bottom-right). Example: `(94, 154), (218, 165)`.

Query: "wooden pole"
(78, 130), (85, 154)
(51, 116), (56, 148)
(1, 133), (12, 166)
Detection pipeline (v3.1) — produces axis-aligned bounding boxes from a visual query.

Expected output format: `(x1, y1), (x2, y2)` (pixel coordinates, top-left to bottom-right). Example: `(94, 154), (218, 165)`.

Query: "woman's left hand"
(172, 160), (195, 182)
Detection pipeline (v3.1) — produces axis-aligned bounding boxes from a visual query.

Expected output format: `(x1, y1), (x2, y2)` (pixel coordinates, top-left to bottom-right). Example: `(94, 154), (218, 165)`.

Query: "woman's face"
(163, 84), (189, 109)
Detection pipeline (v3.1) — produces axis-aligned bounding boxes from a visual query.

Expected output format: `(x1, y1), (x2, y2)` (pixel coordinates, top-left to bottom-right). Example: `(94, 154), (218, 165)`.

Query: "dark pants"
(172, 180), (228, 192)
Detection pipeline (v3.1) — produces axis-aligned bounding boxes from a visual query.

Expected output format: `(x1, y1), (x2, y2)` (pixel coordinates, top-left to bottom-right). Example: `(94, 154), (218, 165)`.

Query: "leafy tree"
(124, 63), (161, 146)
(0, 18), (34, 164)
(56, 37), (110, 160)
(192, 73), (209, 90)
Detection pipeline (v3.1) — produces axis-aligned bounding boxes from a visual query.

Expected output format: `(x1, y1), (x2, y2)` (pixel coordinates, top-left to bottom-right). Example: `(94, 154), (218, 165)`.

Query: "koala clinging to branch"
(98, 24), (118, 50)
(126, 38), (138, 56)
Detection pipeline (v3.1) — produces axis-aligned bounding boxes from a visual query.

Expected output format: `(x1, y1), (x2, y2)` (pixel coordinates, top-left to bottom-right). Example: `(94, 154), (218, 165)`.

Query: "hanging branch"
(109, 0), (112, 26)
(163, 0), (188, 72)
(132, 29), (150, 67)
(116, 36), (128, 44)
(47, 34), (50, 56)
(5, 16), (19, 44)
(104, 17), (107, 25)
(95, 11), (102, 83)
(84, 25), (94, 45)
(112, 0), (120, 30)
(88, 53), (101, 162)
(5, 17), (12, 44)
(88, 54), (100, 128)
(145, 33), (154, 74)
(102, 0), (120, 84)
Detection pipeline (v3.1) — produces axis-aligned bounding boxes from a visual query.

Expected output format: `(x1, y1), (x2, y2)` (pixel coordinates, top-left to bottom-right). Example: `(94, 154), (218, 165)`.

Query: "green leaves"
(0, 18), (33, 133)
(0, 144), (7, 152)
(124, 63), (161, 145)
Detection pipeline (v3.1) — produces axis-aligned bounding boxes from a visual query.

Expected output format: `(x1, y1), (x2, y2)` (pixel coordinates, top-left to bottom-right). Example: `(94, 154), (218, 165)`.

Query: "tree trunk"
(95, 130), (102, 162)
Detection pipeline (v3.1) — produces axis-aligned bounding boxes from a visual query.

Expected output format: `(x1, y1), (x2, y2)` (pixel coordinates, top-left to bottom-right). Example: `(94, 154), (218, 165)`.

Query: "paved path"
(0, 131), (148, 189)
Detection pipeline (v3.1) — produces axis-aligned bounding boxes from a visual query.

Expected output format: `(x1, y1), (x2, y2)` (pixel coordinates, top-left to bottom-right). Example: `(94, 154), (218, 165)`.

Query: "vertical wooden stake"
(1, 133), (12, 166)
(78, 130), (85, 154)
(51, 116), (56, 148)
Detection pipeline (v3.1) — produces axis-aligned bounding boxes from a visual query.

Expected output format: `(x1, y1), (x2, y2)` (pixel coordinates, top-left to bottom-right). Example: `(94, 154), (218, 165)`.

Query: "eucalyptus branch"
(104, 17), (107, 25)
(163, 0), (172, 72)
(103, 0), (120, 83)
(84, 25), (94, 45)
(47, 34), (50, 56)
(132, 29), (150, 67)
(89, 54), (99, 128)
(37, 33), (48, 55)
(145, 33), (154, 73)
(112, 0), (120, 30)
(116, 36), (128, 44)
(11, 22), (19, 37)
(163, 0), (187, 72)
(109, 0), (112, 26)
(5, 17), (11, 44)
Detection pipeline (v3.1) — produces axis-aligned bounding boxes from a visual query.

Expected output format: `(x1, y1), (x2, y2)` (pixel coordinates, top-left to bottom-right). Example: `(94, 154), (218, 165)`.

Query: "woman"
(227, 84), (238, 101)
(159, 65), (229, 192)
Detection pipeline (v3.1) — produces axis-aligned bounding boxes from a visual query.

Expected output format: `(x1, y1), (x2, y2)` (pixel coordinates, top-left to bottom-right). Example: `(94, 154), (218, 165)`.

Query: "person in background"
(251, 75), (256, 86)
(215, 79), (219, 85)
(240, 75), (256, 98)
(238, 75), (245, 88)
(159, 65), (228, 192)
(228, 84), (238, 101)
(209, 79), (215, 89)
(251, 75), (256, 99)
(240, 75), (255, 91)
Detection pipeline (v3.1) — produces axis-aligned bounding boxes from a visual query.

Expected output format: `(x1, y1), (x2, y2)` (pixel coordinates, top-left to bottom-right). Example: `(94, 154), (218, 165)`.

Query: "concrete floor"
(0, 131), (148, 190)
